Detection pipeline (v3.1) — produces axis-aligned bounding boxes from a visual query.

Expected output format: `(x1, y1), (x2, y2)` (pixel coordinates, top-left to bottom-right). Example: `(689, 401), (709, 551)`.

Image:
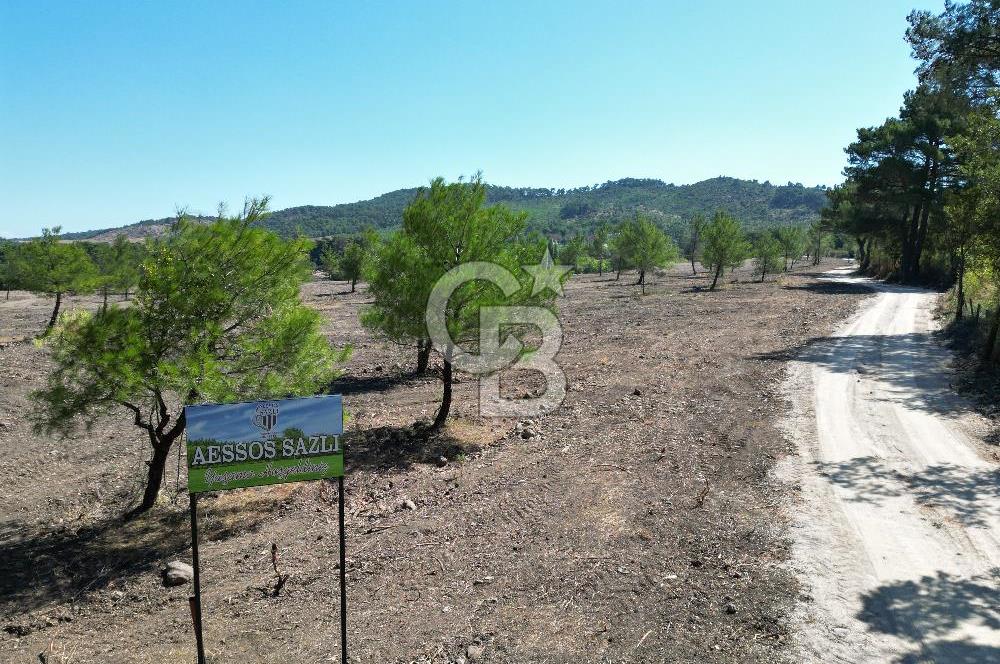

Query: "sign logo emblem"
(252, 402), (279, 434)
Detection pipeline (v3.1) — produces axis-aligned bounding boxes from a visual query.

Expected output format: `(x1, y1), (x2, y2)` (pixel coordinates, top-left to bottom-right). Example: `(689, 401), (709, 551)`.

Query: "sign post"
(183, 394), (346, 663)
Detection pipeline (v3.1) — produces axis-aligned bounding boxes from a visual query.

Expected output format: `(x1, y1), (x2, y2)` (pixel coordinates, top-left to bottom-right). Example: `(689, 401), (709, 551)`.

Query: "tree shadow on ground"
(345, 422), (481, 474)
(857, 571), (1000, 663)
(757, 331), (971, 418)
(0, 491), (285, 619)
(814, 456), (1000, 528)
(782, 280), (876, 296)
(330, 369), (432, 396)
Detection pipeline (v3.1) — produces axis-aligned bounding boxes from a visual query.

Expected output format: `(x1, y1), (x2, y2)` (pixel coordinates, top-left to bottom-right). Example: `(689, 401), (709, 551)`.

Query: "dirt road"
(781, 266), (1000, 663)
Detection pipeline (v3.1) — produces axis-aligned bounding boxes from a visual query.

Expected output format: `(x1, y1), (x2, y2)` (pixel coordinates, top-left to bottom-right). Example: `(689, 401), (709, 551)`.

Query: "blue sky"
(0, 0), (943, 237)
(186, 395), (343, 442)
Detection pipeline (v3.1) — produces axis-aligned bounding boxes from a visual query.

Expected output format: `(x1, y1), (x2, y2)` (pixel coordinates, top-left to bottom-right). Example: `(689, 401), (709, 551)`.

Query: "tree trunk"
(635, 270), (645, 287)
(432, 356), (453, 430)
(102, 287), (108, 314)
(134, 441), (171, 515)
(984, 303), (1000, 364)
(913, 151), (940, 281)
(46, 291), (62, 330)
(416, 339), (431, 373)
(710, 265), (722, 291)
(913, 201), (934, 280)
(350, 278), (356, 293)
(598, 257), (603, 276)
(615, 258), (622, 281)
(955, 246), (966, 323)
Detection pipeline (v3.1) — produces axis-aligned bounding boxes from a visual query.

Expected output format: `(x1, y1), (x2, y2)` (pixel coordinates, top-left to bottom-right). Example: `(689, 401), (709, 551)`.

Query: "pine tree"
(686, 213), (707, 274)
(617, 213), (680, 294)
(30, 199), (347, 515)
(363, 175), (554, 429)
(752, 231), (784, 283)
(19, 227), (97, 332)
(702, 212), (748, 290)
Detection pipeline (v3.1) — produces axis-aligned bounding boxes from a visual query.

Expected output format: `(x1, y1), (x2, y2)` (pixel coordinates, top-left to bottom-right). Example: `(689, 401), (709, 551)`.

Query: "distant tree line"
(0, 231), (145, 332)
(545, 210), (831, 292)
(822, 0), (1000, 363)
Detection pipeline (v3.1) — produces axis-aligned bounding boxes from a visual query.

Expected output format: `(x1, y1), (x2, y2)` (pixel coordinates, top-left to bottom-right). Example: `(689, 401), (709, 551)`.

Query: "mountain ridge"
(54, 176), (827, 243)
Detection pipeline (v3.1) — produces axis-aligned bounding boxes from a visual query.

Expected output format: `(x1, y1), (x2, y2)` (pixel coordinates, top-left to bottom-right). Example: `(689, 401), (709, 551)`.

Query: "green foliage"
(19, 227), (97, 296)
(109, 234), (142, 296)
(752, 231), (784, 282)
(362, 175), (556, 428)
(339, 241), (366, 289)
(591, 223), (610, 274)
(947, 105), (1000, 360)
(907, 0), (1000, 100)
(685, 213), (708, 273)
(558, 234), (590, 270)
(317, 229), (380, 292)
(362, 230), (437, 347)
(17, 227), (98, 331)
(0, 240), (29, 298)
(702, 212), (749, 290)
(807, 222), (833, 266)
(609, 225), (632, 277)
(615, 213), (680, 293)
(774, 226), (808, 271)
(81, 234), (145, 308)
(31, 198), (348, 514)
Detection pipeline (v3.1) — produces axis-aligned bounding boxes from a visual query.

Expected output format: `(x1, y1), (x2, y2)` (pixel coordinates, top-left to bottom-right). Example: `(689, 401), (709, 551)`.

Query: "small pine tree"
(591, 223), (610, 275)
(618, 213), (680, 294)
(0, 240), (27, 301)
(752, 231), (784, 283)
(20, 227), (98, 332)
(339, 241), (366, 292)
(363, 175), (555, 429)
(702, 212), (749, 290)
(775, 226), (807, 271)
(686, 213), (708, 274)
(559, 234), (590, 271)
(808, 222), (829, 266)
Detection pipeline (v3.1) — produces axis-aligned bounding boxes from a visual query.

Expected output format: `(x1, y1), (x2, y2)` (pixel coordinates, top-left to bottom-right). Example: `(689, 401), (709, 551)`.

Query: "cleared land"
(3, 261), (868, 663)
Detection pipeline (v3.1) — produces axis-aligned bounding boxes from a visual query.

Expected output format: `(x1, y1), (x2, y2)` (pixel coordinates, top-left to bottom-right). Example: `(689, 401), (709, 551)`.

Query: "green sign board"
(184, 394), (344, 494)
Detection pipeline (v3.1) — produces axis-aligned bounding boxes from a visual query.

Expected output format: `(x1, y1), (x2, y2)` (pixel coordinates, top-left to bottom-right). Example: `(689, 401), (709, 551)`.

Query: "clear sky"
(0, 0), (944, 237)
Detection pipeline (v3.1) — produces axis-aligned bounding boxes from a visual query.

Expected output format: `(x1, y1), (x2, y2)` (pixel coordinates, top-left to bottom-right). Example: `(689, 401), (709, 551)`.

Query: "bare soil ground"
(0, 260), (868, 664)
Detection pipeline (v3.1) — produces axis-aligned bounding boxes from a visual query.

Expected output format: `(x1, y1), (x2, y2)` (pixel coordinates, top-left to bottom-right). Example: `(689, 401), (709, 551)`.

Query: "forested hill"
(60, 177), (826, 242)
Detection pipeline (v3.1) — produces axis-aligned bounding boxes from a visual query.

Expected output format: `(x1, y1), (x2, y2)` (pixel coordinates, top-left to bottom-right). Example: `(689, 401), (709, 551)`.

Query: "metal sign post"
(189, 492), (206, 664)
(182, 394), (346, 663)
(338, 475), (348, 664)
